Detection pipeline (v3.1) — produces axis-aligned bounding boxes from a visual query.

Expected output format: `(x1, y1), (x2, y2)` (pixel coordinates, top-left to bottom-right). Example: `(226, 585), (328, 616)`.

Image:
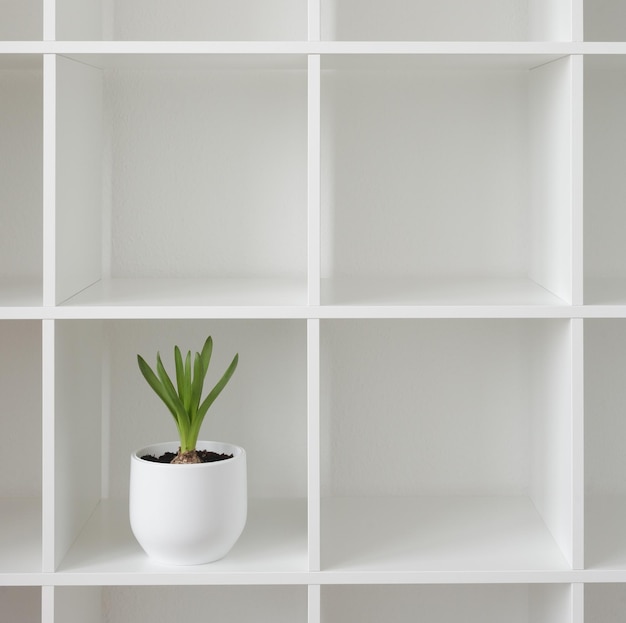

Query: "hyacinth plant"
(137, 336), (239, 464)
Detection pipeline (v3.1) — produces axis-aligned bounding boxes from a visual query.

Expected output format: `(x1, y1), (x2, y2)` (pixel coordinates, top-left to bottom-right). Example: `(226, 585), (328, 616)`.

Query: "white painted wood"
(0, 587), (41, 623)
(571, 319), (585, 570)
(42, 319), (56, 572)
(109, 0), (307, 41)
(528, 320), (574, 566)
(41, 585), (54, 623)
(0, 0), (42, 40)
(0, 60), (43, 304)
(55, 0), (102, 41)
(322, 276), (569, 307)
(56, 499), (307, 576)
(321, 56), (573, 305)
(308, 55), (321, 306)
(585, 582), (626, 621)
(59, 277), (308, 308)
(43, 54), (56, 308)
(0, 322), (42, 497)
(2, 0), (626, 611)
(308, 320), (321, 571)
(43, 0), (55, 41)
(54, 586), (102, 623)
(102, 585), (307, 622)
(584, 0), (626, 41)
(322, 584), (571, 623)
(321, 0), (530, 41)
(322, 496), (569, 572)
(572, 0), (584, 41)
(0, 323), (41, 571)
(321, 320), (569, 496)
(585, 321), (626, 569)
(54, 320), (103, 569)
(572, 583), (584, 623)
(308, 0), (321, 41)
(584, 56), (626, 304)
(529, 583), (573, 623)
(584, 321), (626, 496)
(55, 55), (103, 305)
(101, 63), (306, 288)
(529, 55), (574, 303)
(309, 584), (320, 623)
(529, 0), (574, 41)
(571, 55), (584, 306)
(0, 499), (41, 574)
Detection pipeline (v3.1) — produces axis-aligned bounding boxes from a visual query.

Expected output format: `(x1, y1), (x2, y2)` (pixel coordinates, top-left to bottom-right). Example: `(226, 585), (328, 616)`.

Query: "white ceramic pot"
(129, 440), (247, 565)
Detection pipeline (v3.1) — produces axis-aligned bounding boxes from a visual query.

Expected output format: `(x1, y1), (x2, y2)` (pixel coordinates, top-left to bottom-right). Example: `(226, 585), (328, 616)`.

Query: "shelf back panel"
(55, 56), (103, 305)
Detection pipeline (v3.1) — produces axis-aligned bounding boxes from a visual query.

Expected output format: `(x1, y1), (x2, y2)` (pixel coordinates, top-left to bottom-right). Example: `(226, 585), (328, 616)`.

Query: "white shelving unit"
(1, 0), (626, 621)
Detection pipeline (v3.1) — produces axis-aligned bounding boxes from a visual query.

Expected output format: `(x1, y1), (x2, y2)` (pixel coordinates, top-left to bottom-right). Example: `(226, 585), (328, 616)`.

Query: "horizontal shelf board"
(60, 278), (308, 309)
(585, 495), (626, 570)
(322, 496), (571, 573)
(322, 276), (569, 307)
(3, 41), (626, 57)
(59, 51), (308, 71)
(56, 498), (308, 578)
(321, 52), (568, 71)
(0, 499), (41, 575)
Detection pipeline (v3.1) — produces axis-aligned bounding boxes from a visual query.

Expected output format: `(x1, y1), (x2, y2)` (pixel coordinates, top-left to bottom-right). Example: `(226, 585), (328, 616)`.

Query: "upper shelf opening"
(320, 0), (575, 42)
(55, 0), (308, 41)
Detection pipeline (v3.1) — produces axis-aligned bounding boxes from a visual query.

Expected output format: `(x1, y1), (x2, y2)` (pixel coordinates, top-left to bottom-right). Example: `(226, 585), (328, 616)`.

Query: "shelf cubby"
(52, 319), (308, 575)
(321, 584), (573, 623)
(0, 321), (42, 576)
(0, 0), (42, 41)
(0, 55), (42, 307)
(320, 0), (575, 41)
(584, 0), (626, 41)
(0, 587), (41, 622)
(584, 319), (626, 570)
(585, 583), (626, 622)
(54, 585), (307, 623)
(53, 53), (308, 309)
(55, 0), (308, 42)
(320, 55), (576, 307)
(583, 55), (626, 305)
(320, 319), (575, 571)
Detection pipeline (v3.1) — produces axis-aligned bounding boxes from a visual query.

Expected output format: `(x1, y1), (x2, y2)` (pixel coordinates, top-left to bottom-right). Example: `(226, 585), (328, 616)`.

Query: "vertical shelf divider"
(308, 319), (321, 572)
(41, 318), (55, 573)
(308, 53), (321, 307)
(308, 584), (321, 623)
(41, 585), (54, 623)
(572, 583), (584, 623)
(571, 54), (584, 306)
(572, 318), (585, 570)
(42, 53), (56, 308)
(42, 0), (55, 41)
(308, 0), (321, 42)
(572, 0), (584, 42)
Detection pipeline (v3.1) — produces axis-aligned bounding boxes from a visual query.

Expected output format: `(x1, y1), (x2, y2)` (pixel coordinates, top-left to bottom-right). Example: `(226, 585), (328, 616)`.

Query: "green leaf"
(138, 336), (238, 455)
(190, 352), (204, 421)
(199, 335), (213, 375)
(174, 346), (185, 402)
(137, 355), (183, 438)
(156, 353), (190, 435)
(193, 353), (239, 440)
(183, 350), (192, 412)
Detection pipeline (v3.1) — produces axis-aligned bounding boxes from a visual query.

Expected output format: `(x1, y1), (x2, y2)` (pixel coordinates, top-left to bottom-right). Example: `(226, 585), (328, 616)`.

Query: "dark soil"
(141, 450), (233, 464)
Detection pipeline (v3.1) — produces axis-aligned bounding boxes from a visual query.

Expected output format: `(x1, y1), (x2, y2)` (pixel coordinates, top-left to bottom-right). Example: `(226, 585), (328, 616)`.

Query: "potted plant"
(129, 335), (246, 565)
